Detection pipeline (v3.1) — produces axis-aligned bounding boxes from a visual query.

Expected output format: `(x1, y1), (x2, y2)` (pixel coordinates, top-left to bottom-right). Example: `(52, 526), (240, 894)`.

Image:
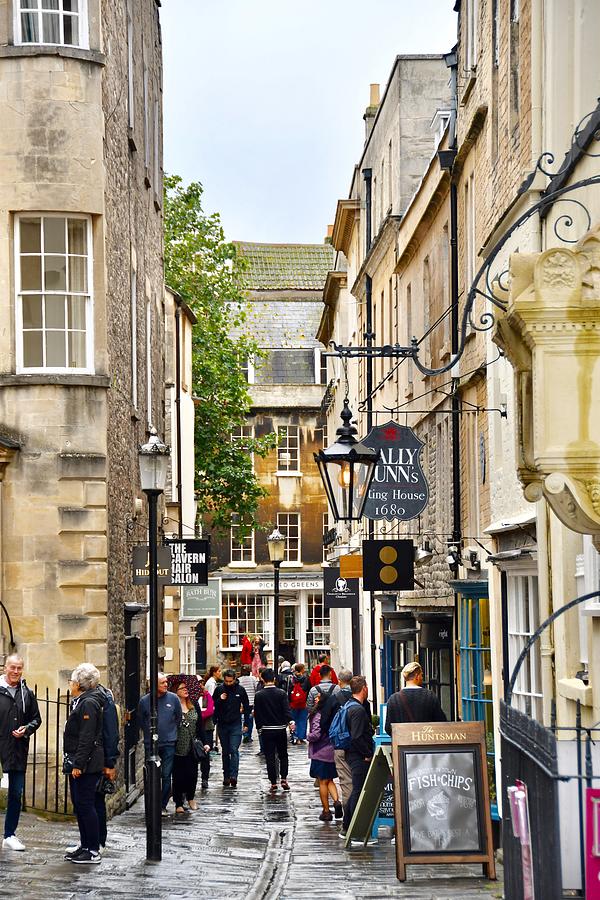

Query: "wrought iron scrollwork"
(328, 103), (600, 380)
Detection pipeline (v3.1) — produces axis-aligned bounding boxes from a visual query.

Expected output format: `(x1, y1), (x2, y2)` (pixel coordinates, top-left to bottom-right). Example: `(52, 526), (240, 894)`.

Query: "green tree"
(163, 174), (274, 532)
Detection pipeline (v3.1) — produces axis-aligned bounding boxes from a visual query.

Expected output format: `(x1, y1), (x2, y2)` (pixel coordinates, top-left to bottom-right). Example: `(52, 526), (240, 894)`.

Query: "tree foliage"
(163, 174), (275, 532)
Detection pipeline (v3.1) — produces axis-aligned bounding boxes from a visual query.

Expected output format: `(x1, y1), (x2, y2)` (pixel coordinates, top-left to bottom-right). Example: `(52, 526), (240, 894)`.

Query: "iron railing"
(22, 686), (73, 816)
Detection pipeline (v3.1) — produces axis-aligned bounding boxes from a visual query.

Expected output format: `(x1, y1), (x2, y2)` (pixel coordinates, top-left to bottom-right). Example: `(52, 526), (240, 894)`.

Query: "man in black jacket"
(385, 661), (447, 735)
(0, 654), (41, 851)
(212, 669), (250, 787)
(253, 668), (295, 792)
(342, 675), (374, 837)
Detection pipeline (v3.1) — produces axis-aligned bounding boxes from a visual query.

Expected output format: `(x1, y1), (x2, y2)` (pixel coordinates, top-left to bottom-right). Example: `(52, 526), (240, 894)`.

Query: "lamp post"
(267, 527), (286, 666)
(138, 427), (170, 863)
(314, 398), (380, 674)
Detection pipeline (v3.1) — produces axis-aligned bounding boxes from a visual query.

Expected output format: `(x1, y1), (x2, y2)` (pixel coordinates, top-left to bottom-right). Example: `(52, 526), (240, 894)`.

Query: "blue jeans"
(218, 721), (242, 779)
(291, 708), (308, 741)
(243, 712), (254, 741)
(3, 770), (25, 838)
(70, 773), (100, 853)
(158, 743), (176, 809)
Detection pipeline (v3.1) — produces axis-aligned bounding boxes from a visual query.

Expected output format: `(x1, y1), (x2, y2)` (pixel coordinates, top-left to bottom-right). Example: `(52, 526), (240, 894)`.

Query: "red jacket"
(240, 635), (253, 666)
(309, 664), (338, 688)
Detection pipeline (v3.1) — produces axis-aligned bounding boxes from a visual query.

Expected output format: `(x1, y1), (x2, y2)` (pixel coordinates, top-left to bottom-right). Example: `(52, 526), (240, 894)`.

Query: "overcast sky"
(161, 2), (457, 244)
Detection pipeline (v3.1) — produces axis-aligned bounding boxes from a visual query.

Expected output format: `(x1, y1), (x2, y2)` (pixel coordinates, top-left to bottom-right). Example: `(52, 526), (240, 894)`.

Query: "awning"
(484, 510), (536, 535)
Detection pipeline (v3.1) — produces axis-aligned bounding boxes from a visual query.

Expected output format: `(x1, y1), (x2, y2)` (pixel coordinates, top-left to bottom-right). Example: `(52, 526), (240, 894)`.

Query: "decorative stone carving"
(493, 226), (600, 534)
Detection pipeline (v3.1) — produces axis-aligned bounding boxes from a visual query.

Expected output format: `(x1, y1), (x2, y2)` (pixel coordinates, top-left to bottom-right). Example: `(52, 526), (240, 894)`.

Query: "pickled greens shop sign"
(361, 421), (429, 521)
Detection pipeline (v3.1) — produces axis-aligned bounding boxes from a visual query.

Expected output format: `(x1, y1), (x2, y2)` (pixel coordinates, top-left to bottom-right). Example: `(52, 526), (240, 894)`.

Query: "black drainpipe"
(175, 304), (183, 539)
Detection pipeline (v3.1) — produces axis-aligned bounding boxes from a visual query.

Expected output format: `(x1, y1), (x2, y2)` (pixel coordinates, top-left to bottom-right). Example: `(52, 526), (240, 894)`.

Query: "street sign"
(391, 721), (496, 881)
(166, 539), (209, 586)
(340, 554), (363, 579)
(132, 545), (172, 586)
(361, 420), (429, 521)
(362, 539), (414, 591)
(182, 579), (221, 619)
(323, 566), (359, 609)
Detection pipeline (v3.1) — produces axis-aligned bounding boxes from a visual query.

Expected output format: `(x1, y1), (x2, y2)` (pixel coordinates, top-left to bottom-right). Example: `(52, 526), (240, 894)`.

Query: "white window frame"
(14, 0), (89, 49)
(231, 424), (254, 471)
(306, 591), (330, 649)
(130, 256), (138, 408)
(229, 515), (255, 567)
(277, 424), (301, 475)
(127, 0), (135, 131)
(221, 592), (270, 650)
(146, 293), (152, 426)
(277, 512), (301, 566)
(15, 213), (94, 374)
(507, 570), (543, 721)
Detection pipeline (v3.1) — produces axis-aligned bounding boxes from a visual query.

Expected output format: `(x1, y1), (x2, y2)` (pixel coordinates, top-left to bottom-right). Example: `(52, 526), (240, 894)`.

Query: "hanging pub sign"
(165, 539), (209, 586)
(361, 420), (429, 521)
(391, 721), (496, 881)
(362, 539), (414, 592)
(182, 579), (221, 619)
(132, 545), (172, 586)
(323, 566), (359, 609)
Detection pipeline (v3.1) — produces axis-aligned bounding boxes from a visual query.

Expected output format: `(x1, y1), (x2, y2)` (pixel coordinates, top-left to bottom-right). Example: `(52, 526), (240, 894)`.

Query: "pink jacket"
(198, 691), (214, 720)
(307, 711), (335, 763)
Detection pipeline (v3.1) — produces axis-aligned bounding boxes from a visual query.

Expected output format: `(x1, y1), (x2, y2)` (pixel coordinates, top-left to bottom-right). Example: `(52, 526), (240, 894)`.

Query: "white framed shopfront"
(219, 574), (328, 666)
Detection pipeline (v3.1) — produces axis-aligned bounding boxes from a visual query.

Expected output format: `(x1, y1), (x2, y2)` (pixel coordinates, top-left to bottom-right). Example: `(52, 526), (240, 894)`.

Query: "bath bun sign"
(362, 421), (429, 521)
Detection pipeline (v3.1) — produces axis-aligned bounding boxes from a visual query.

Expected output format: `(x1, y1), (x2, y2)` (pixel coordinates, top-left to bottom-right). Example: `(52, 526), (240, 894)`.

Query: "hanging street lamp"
(138, 426), (170, 863)
(314, 398), (380, 523)
(267, 527), (286, 665)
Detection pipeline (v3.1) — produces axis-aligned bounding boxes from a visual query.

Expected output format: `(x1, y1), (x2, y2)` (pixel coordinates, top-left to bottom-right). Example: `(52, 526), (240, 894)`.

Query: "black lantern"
(314, 399), (380, 523)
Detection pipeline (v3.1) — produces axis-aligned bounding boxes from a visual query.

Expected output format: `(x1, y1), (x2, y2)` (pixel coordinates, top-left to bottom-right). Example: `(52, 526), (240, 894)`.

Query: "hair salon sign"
(361, 420), (429, 521)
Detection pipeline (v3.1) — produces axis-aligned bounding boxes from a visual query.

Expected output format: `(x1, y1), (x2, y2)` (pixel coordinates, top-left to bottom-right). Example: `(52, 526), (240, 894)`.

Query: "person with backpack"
(327, 668), (353, 810)
(306, 664), (337, 712)
(63, 663), (105, 864)
(288, 663), (310, 744)
(385, 661), (447, 733)
(341, 675), (374, 839)
(307, 690), (342, 821)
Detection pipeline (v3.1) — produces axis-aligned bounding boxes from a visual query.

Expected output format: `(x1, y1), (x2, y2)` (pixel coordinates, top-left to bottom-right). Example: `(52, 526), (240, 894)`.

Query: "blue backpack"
(329, 699), (357, 750)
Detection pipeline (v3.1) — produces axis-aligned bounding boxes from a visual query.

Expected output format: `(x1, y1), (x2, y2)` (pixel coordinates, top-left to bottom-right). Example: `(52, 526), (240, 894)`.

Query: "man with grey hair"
(0, 653), (41, 851)
(138, 672), (181, 812)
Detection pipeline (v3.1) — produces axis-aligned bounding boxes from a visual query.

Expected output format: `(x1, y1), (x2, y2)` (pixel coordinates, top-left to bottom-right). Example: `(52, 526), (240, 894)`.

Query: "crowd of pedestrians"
(0, 646), (446, 863)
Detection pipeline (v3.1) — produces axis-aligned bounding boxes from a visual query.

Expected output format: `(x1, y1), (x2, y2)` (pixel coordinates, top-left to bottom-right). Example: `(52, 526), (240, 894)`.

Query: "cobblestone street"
(0, 741), (503, 899)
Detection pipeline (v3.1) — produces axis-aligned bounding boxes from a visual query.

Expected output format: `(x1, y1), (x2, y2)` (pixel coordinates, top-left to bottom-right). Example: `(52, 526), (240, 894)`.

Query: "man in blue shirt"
(138, 673), (182, 814)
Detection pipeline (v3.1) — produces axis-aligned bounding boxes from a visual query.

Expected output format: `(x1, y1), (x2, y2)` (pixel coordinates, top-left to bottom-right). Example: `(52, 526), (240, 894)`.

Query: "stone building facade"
(0, 0), (166, 744)
(210, 242), (333, 670)
(319, 56), (453, 707)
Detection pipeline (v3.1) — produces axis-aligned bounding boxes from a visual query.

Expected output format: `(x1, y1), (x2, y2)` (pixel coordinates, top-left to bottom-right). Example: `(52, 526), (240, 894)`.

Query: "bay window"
(16, 0), (88, 49)
(16, 214), (93, 373)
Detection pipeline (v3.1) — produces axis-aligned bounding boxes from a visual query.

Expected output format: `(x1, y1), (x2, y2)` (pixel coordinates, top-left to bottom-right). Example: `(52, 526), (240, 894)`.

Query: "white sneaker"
(3, 836), (25, 851)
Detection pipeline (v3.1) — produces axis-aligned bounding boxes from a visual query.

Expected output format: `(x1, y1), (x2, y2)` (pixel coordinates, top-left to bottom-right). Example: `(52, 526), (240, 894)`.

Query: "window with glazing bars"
(277, 512), (300, 562)
(17, 215), (91, 371)
(507, 573), (542, 721)
(277, 425), (299, 471)
(221, 592), (270, 649)
(306, 592), (330, 647)
(17, 0), (84, 46)
(230, 515), (254, 563)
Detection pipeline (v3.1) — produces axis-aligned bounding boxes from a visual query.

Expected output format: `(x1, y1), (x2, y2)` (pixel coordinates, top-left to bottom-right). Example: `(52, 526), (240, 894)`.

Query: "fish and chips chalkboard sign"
(391, 721), (496, 881)
(361, 420), (429, 522)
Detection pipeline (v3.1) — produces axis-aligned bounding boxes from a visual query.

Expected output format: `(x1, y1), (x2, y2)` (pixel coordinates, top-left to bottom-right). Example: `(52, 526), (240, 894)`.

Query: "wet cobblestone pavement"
(0, 741), (503, 899)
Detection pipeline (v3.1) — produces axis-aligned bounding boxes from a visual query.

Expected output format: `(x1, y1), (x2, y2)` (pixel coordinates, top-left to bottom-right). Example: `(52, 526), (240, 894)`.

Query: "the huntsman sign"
(361, 420), (429, 521)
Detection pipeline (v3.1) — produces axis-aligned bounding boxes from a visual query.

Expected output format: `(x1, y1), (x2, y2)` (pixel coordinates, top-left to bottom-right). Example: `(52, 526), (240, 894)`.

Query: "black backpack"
(316, 685), (338, 734)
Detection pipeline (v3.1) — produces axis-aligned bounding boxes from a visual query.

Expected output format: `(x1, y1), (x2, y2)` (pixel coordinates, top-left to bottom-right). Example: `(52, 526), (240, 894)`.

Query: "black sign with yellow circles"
(362, 539), (414, 592)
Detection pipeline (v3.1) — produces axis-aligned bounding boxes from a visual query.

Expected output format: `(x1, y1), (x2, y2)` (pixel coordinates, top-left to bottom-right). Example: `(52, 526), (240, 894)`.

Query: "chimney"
(325, 224), (334, 244)
(364, 83), (380, 142)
